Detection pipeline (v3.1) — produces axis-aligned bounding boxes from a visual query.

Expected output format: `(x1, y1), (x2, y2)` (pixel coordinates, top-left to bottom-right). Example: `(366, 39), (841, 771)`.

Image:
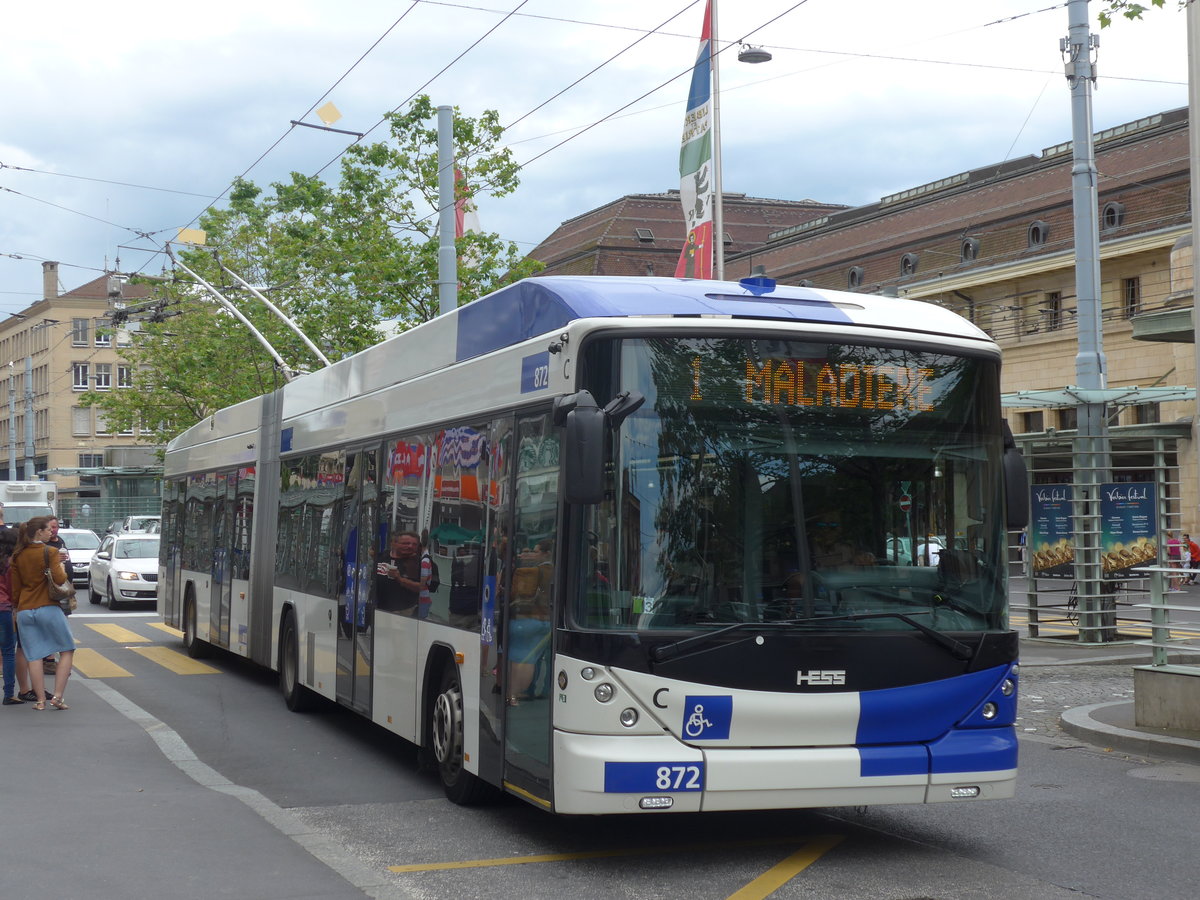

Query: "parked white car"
(89, 533), (160, 609)
(58, 527), (101, 586)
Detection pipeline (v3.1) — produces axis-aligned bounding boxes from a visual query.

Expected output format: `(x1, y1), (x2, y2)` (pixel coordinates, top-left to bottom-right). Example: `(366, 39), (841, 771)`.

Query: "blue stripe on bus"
(856, 665), (1009, 745)
(454, 277), (857, 363)
(859, 727), (1018, 777)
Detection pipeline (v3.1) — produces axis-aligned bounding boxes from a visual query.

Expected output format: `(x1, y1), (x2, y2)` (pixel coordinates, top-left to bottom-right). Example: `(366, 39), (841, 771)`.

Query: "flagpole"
(710, 0), (724, 281)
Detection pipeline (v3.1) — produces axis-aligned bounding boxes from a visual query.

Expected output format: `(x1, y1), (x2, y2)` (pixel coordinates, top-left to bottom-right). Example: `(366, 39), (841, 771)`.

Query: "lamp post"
(710, 1), (771, 281)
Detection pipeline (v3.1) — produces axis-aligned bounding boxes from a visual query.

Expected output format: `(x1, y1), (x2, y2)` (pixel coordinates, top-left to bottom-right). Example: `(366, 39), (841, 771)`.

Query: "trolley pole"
(1064, 0), (1112, 642)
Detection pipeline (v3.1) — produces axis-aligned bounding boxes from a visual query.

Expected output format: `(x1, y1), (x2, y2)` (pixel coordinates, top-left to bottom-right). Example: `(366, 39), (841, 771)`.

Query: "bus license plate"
(603, 762), (704, 793)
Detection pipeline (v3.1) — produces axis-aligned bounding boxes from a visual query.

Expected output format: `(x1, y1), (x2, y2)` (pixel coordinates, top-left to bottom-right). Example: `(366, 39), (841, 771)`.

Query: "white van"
(0, 480), (57, 525)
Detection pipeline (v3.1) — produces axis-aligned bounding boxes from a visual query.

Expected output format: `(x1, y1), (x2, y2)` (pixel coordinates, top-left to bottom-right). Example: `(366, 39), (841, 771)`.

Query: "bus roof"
(454, 276), (991, 363)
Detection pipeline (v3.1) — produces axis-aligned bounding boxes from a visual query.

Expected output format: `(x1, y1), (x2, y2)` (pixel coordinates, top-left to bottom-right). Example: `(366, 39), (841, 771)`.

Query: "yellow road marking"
(148, 622), (183, 637)
(725, 835), (845, 900)
(85, 623), (151, 643)
(71, 648), (133, 678)
(388, 835), (843, 875)
(130, 646), (220, 675)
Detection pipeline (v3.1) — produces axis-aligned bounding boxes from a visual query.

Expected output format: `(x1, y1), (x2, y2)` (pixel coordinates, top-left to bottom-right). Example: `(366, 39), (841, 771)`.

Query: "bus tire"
(280, 609), (314, 712)
(431, 663), (489, 805)
(182, 591), (210, 659)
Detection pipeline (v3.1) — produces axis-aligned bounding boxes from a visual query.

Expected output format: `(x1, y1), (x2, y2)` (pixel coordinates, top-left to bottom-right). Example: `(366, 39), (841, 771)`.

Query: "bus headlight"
(580, 666), (597, 680)
(981, 702), (998, 720)
(594, 683), (615, 703)
(1001, 679), (1015, 697)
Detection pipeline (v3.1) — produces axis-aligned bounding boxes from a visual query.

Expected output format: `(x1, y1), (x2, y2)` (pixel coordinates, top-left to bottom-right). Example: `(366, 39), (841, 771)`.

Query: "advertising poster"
(1031, 485), (1074, 577)
(1100, 482), (1158, 578)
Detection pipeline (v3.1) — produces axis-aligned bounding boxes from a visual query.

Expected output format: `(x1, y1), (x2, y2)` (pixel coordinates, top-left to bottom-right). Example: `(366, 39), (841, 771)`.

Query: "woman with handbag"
(11, 516), (75, 710)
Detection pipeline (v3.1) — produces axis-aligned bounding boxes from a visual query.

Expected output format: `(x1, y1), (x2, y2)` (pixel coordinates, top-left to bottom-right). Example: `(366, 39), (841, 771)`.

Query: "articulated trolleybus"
(160, 275), (1028, 815)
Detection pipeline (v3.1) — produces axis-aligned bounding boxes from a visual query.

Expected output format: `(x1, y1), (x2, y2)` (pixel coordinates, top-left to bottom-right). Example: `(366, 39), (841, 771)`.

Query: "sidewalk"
(1019, 632), (1200, 765)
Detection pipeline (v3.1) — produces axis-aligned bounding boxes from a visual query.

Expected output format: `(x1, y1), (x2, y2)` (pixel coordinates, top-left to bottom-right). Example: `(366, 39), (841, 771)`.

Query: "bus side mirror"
(561, 398), (606, 505)
(1002, 421), (1029, 529)
(555, 389), (646, 505)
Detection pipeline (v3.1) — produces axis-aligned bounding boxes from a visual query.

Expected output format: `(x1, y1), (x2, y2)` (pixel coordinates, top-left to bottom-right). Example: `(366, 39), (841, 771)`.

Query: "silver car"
(58, 527), (101, 586)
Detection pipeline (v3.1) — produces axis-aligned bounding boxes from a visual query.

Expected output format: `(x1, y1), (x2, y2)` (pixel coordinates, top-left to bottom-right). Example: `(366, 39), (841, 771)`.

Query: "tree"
(87, 96), (542, 444)
(1096, 1), (1184, 28)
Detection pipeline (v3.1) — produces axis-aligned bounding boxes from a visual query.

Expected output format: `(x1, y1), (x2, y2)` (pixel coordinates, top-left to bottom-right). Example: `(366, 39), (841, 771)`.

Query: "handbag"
(43, 546), (76, 614)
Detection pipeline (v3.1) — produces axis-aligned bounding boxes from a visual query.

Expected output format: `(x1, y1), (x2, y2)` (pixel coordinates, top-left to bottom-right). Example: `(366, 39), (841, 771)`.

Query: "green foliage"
(1097, 0), (1173, 28)
(89, 96), (542, 444)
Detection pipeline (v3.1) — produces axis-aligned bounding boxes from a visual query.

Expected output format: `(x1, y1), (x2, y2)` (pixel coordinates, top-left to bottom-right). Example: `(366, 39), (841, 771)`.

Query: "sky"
(0, 0), (1190, 312)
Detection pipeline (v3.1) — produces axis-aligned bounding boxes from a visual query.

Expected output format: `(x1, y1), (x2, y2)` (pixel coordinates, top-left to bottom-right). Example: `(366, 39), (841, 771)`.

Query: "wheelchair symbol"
(684, 703), (713, 738)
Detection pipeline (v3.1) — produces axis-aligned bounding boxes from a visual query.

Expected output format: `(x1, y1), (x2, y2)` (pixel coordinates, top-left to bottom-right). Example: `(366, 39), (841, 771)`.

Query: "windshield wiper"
(650, 611), (975, 665)
(829, 611), (975, 660)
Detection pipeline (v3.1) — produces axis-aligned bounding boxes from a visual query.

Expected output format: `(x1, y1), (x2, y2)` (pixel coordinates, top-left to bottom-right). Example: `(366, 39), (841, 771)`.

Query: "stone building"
(0, 261), (160, 524)
(527, 106), (1196, 532)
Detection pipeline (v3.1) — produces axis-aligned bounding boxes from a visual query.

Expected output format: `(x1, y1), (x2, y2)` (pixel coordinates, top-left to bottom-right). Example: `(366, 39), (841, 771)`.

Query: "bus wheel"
(431, 664), (489, 805)
(182, 592), (210, 659)
(280, 609), (313, 712)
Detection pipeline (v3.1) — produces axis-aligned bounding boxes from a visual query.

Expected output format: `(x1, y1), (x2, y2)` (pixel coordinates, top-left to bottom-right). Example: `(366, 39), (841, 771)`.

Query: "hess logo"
(796, 669), (846, 686)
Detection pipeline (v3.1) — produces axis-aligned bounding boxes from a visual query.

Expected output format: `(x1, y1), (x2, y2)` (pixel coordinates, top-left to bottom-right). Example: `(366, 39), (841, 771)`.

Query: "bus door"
(335, 447), (378, 715)
(163, 480), (182, 624)
(209, 472), (234, 648)
(503, 412), (558, 799)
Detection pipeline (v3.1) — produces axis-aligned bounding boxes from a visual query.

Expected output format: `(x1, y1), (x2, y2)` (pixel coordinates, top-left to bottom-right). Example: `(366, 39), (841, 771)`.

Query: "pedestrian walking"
(0, 527), (20, 704)
(1186, 533), (1200, 586)
(11, 516), (75, 709)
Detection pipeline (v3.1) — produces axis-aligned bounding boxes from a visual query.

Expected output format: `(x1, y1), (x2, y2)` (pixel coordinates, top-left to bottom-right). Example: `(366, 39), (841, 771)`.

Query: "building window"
(95, 410), (111, 436)
(847, 266), (865, 289)
(71, 318), (89, 346)
(899, 253), (919, 276)
(1021, 411), (1044, 433)
(961, 237), (980, 262)
(72, 407), (91, 437)
(72, 363), (89, 391)
(79, 452), (103, 486)
(1044, 291), (1063, 331)
(1058, 407), (1078, 430)
(94, 363), (112, 391)
(634, 228), (655, 243)
(118, 420), (135, 436)
(118, 365), (133, 388)
(94, 323), (112, 348)
(1101, 201), (1125, 231)
(1123, 276), (1141, 318)
(1028, 220), (1050, 248)
(1134, 402), (1160, 425)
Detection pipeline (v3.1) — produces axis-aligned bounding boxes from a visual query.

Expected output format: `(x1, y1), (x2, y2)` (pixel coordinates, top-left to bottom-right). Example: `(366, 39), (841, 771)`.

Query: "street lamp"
(711, 4), (772, 280)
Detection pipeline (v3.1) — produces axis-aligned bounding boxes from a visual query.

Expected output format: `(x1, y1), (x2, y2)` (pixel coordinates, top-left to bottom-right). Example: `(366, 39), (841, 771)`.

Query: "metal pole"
(216, 263), (331, 367)
(1189, 0), (1200, 537)
(169, 253), (297, 382)
(1064, 0), (1111, 642)
(7, 362), (16, 480)
(23, 356), (34, 479)
(437, 104), (458, 317)
(711, 0), (724, 281)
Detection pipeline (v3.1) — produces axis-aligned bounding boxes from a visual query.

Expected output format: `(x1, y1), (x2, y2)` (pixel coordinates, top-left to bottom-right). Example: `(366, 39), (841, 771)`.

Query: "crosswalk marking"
(72, 647), (134, 678)
(130, 645), (220, 675)
(86, 623), (152, 643)
(148, 622), (183, 638)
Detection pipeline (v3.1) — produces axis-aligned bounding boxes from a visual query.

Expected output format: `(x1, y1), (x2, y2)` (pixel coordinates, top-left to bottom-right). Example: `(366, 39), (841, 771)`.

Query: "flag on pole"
(674, 0), (714, 279)
(454, 167), (481, 239)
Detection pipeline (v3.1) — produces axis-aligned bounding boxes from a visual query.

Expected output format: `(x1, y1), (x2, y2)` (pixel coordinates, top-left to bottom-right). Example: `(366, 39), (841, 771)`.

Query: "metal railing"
(57, 497), (162, 536)
(1131, 566), (1200, 670)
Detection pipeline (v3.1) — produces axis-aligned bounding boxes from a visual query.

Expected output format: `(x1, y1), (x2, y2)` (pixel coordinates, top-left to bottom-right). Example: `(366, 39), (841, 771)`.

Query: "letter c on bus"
(653, 688), (669, 709)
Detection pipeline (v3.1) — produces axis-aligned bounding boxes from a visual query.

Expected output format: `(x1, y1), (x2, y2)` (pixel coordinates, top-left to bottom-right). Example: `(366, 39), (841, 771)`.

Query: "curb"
(1060, 700), (1200, 765)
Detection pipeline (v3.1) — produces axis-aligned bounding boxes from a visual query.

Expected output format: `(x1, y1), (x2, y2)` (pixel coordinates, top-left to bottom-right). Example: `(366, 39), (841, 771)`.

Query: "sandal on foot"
(48, 696), (69, 710)
(32, 700), (45, 711)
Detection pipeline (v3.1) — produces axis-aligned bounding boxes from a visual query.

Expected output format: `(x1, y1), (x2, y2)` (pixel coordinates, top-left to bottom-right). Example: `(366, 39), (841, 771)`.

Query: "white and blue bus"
(159, 275), (1028, 814)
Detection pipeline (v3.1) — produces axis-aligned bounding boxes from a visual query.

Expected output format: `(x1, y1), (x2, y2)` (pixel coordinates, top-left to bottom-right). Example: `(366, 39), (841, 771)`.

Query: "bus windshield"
(574, 336), (1007, 635)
